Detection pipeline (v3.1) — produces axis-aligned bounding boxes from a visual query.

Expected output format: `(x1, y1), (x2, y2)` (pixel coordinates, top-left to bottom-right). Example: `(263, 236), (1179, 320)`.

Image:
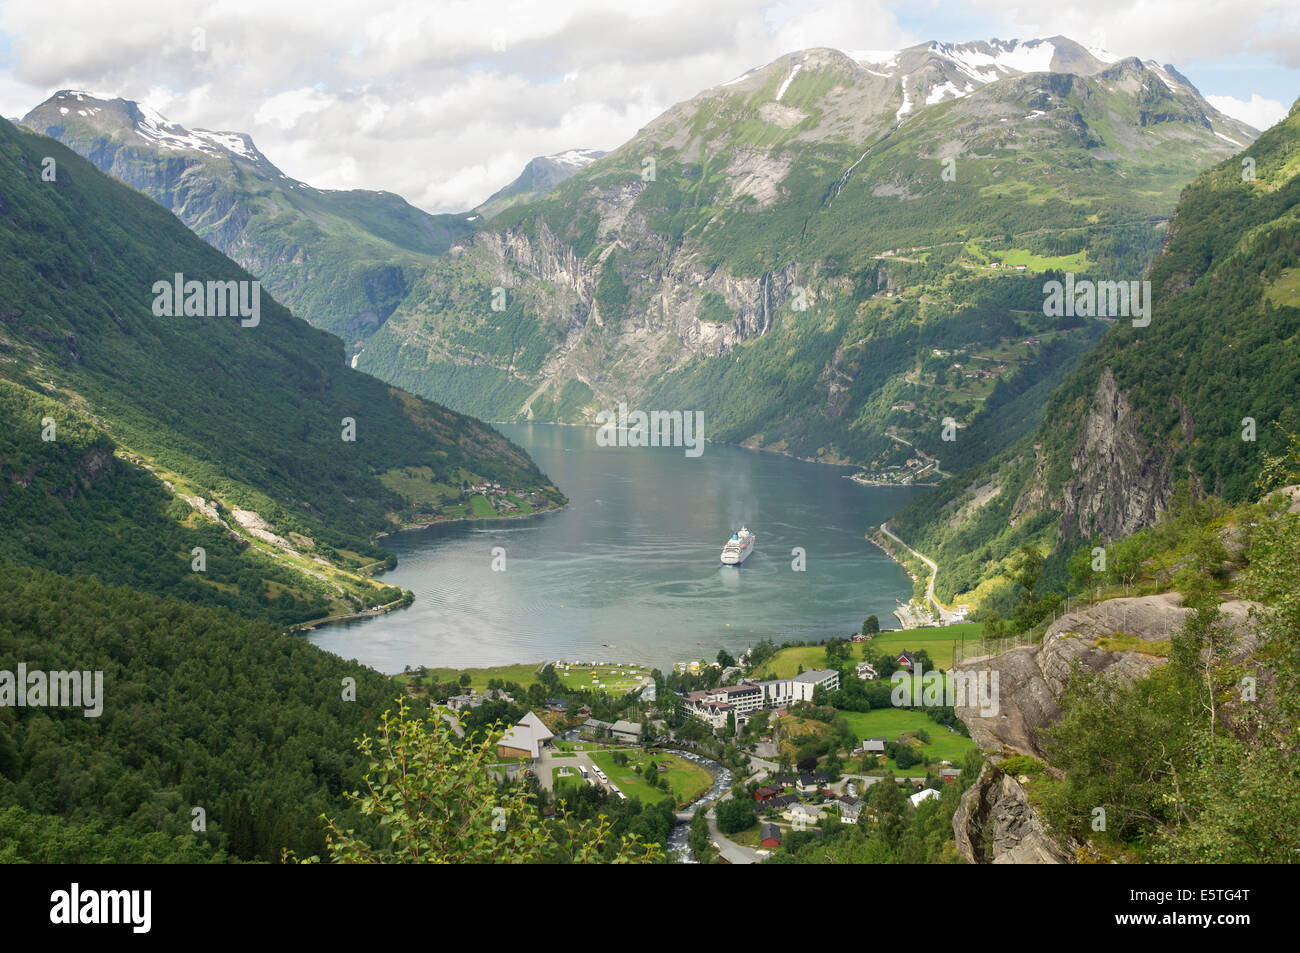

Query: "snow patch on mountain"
(925, 81), (963, 105)
(929, 39), (1056, 81)
(551, 148), (602, 168)
(49, 92), (264, 162)
(896, 78), (912, 120)
(775, 63), (803, 101)
(850, 49), (900, 71)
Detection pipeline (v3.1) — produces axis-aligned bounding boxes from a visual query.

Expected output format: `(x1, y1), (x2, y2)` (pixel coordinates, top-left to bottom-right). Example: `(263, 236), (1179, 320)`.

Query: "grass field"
(400, 660), (650, 696)
(1264, 269), (1300, 308)
(554, 662), (650, 695)
(554, 771), (590, 797)
(837, 708), (975, 775)
(754, 623), (984, 678)
(586, 750), (713, 808)
(407, 663), (542, 692)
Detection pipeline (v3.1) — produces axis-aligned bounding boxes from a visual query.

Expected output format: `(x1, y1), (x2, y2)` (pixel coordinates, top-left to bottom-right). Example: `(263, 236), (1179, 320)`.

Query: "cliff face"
(1011, 367), (1178, 543)
(410, 216), (804, 416)
(953, 763), (1073, 864)
(1061, 368), (1180, 541)
(950, 593), (1261, 863)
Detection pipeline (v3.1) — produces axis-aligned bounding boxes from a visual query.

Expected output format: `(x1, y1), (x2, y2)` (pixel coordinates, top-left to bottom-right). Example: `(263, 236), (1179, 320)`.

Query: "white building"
(683, 669), (842, 731)
(496, 711), (554, 760)
(791, 668), (840, 702)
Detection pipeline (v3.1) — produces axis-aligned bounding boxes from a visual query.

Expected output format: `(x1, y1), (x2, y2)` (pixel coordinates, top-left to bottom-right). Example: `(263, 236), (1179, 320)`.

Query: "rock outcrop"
(953, 762), (1074, 864)
(951, 592), (1262, 862)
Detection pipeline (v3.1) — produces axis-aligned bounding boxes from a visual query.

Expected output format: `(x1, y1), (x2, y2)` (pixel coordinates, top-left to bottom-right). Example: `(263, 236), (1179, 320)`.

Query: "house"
(718, 844), (756, 865)
(896, 651), (917, 671)
(856, 661), (879, 680)
(837, 796), (863, 824)
(682, 692), (735, 731)
(445, 693), (483, 712)
(910, 788), (942, 807)
(609, 719), (642, 744)
(762, 794), (799, 812)
(791, 668), (840, 702)
(859, 738), (887, 755)
(579, 717), (612, 740)
(496, 711), (554, 760)
(796, 773), (830, 795)
(543, 697), (570, 712)
(784, 803), (825, 826)
(754, 785), (782, 803)
(760, 823), (782, 849)
(940, 767), (962, 784)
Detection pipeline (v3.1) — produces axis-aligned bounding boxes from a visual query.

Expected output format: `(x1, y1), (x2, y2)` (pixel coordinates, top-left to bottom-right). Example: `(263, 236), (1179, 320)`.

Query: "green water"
(309, 423), (925, 672)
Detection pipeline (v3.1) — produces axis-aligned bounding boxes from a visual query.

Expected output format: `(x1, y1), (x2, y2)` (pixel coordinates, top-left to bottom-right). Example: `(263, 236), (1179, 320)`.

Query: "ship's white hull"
(720, 530), (755, 565)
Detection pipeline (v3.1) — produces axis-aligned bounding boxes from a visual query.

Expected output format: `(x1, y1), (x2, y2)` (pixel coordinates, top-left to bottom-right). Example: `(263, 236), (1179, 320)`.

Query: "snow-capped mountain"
(27, 90), (271, 165)
(22, 90), (474, 343)
(474, 148), (607, 219)
(846, 37), (1230, 119)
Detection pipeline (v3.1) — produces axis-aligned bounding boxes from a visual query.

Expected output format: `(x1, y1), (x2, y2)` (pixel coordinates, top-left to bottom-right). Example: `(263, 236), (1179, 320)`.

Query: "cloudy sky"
(1, 0), (1297, 212)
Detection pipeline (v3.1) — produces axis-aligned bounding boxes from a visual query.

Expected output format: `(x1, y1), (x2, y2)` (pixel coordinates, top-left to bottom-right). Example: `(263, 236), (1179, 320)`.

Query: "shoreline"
(288, 502), (570, 635)
(491, 417), (896, 476)
(374, 499), (569, 540)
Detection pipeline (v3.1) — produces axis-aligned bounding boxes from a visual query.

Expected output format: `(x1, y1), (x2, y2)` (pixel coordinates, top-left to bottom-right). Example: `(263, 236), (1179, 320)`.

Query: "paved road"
(880, 522), (959, 624)
(705, 806), (764, 864)
(534, 748), (606, 793)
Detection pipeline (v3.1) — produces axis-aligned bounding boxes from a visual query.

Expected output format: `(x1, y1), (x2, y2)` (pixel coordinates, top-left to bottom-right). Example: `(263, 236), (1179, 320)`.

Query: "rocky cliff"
(950, 593), (1261, 862)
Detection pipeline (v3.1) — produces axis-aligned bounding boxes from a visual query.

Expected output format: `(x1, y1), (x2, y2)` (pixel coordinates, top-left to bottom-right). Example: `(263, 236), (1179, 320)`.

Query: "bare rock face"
(951, 593), (1261, 862)
(956, 593), (1259, 759)
(1061, 366), (1176, 542)
(953, 763), (1073, 864)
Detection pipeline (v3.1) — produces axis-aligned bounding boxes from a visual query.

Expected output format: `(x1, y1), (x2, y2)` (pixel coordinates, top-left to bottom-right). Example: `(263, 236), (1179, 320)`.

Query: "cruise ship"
(720, 527), (755, 565)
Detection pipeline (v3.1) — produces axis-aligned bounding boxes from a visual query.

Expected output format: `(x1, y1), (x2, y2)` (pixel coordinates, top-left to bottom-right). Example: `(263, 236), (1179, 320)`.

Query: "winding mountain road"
(880, 522), (958, 624)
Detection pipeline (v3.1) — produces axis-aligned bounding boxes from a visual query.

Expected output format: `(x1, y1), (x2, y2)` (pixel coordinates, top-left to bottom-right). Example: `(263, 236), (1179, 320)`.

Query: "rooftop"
(793, 669), (839, 683)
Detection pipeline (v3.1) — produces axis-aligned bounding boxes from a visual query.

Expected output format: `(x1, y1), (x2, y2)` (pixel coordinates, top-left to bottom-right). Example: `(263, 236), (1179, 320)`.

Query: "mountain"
(0, 115), (563, 623)
(20, 91), (475, 346)
(25, 40), (1259, 481)
(475, 149), (606, 220)
(348, 37), (1255, 473)
(891, 95), (1300, 602)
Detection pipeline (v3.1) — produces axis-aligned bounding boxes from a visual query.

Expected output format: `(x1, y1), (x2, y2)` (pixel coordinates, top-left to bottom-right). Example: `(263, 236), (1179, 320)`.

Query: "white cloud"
(1206, 93), (1288, 132)
(0, 0), (1297, 210)
(254, 88), (337, 130)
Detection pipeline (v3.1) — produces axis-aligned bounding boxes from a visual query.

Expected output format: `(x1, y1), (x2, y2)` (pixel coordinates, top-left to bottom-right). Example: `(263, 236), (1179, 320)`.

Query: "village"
(400, 625), (980, 863)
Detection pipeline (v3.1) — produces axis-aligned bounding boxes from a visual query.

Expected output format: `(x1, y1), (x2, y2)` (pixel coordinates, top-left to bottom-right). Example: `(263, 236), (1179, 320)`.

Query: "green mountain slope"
(21, 91), (474, 345)
(891, 97), (1300, 602)
(0, 558), (393, 862)
(0, 116), (563, 620)
(353, 40), (1253, 472)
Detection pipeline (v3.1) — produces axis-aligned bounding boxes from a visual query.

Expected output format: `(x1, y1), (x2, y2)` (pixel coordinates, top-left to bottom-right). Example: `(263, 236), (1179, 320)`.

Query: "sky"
(1, 0), (1296, 213)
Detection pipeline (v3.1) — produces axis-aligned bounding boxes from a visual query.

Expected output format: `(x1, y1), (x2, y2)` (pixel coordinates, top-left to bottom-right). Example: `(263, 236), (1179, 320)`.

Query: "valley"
(0, 12), (1296, 878)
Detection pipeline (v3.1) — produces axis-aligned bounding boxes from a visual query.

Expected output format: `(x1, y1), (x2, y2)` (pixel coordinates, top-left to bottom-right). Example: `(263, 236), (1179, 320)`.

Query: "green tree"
(315, 699), (662, 864)
(865, 772), (909, 849)
(862, 615), (880, 636)
(716, 798), (757, 835)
